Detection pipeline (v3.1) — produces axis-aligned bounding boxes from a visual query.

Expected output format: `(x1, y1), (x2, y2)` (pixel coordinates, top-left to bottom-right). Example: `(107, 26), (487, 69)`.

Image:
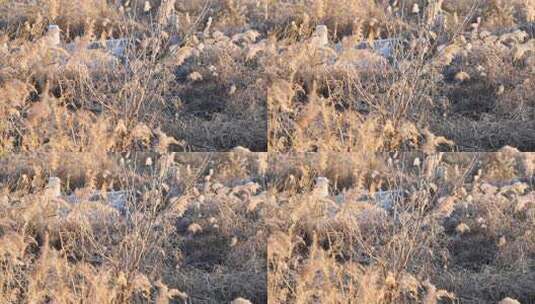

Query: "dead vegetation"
(0, 150), (533, 303)
(0, 0), (267, 153)
(0, 152), (269, 303)
(1, 1), (535, 304)
(1, 0), (533, 153)
(264, 0), (535, 151)
(266, 149), (535, 304)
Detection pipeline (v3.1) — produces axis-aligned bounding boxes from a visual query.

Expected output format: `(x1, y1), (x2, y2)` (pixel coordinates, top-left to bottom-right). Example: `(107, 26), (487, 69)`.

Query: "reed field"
(1, 1), (534, 303)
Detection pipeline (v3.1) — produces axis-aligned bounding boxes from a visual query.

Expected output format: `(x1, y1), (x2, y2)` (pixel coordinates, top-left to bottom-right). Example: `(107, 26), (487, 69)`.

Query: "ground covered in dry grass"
(0, 0), (267, 152)
(1, 1), (535, 304)
(1, 0), (534, 153)
(0, 152), (269, 303)
(267, 149), (535, 304)
(265, 0), (535, 152)
(0, 150), (533, 303)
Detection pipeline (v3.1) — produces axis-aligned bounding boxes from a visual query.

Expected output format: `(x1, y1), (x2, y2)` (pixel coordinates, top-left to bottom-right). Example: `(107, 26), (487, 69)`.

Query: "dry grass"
(0, 150), (533, 303)
(1, 1), (535, 304)
(1, 1), (534, 153)
(0, 0), (267, 153)
(266, 149), (535, 304)
(264, 0), (535, 152)
(0, 152), (269, 303)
